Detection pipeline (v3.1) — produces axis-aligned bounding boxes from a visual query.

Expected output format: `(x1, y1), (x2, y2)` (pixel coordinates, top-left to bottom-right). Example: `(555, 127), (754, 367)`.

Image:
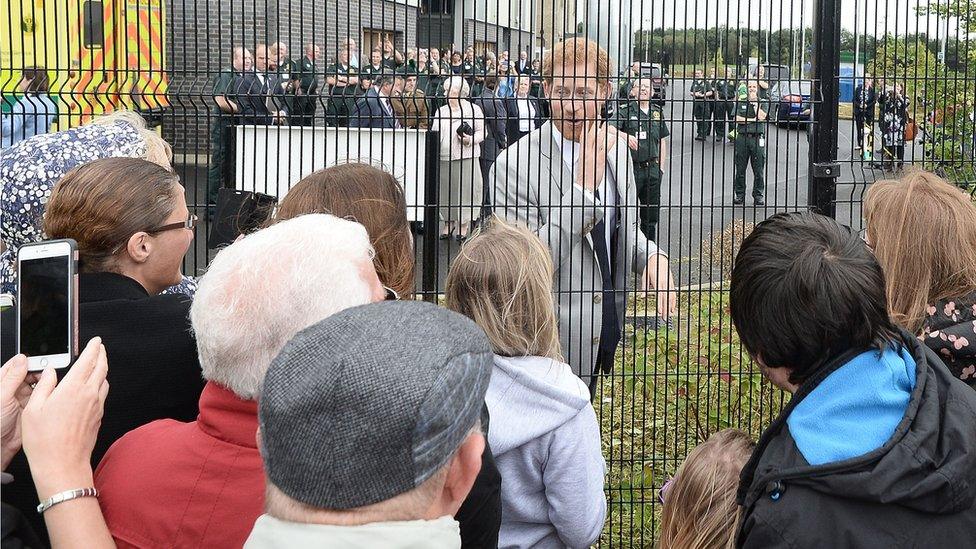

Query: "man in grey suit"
(490, 38), (676, 386)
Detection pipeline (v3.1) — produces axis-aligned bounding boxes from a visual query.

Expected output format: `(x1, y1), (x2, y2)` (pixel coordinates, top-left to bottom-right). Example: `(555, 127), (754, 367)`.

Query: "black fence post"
(422, 131), (440, 303)
(809, 0), (842, 217)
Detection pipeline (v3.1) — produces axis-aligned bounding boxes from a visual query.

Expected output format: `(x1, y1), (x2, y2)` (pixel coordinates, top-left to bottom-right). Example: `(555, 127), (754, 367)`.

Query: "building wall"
(464, 20), (532, 57)
(164, 0), (418, 156)
(535, 0), (576, 52)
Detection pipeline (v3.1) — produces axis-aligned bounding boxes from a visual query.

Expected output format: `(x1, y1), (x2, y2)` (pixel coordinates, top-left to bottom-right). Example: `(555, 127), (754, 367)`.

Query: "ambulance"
(1, 0), (169, 130)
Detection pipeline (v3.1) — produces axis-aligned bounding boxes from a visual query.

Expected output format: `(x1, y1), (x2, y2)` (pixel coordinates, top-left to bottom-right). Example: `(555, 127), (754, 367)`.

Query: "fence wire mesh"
(1, 0), (973, 546)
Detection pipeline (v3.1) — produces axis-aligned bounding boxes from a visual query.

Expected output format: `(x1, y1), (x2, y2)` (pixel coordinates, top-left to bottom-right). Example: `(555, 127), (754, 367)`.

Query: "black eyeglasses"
(147, 214), (198, 234)
(383, 286), (399, 301)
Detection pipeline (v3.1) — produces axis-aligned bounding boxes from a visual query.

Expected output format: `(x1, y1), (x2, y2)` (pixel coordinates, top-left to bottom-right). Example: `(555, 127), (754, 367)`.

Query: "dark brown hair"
(22, 67), (50, 93)
(270, 163), (415, 297)
(44, 157), (182, 273)
(730, 212), (899, 384)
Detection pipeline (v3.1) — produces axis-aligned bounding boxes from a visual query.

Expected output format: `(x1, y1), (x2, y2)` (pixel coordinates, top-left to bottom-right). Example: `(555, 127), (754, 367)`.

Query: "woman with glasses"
(37, 156), (203, 468)
(0, 156), (203, 539)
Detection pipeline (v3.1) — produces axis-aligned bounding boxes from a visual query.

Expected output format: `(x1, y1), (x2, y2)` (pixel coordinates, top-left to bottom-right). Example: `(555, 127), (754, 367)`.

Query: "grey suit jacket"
(489, 121), (660, 379)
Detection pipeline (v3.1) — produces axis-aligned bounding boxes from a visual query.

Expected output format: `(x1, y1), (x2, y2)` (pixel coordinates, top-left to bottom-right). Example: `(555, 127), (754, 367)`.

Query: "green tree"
(917, 1), (976, 67)
(872, 37), (974, 188)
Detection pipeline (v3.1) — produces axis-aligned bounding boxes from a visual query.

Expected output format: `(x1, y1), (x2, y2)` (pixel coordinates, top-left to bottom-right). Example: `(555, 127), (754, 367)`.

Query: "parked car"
(638, 62), (668, 105)
(770, 80), (813, 127)
(748, 63), (791, 84)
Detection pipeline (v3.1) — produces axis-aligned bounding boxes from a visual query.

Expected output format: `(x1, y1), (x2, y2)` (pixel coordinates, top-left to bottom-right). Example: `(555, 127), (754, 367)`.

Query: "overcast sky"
(621, 0), (964, 37)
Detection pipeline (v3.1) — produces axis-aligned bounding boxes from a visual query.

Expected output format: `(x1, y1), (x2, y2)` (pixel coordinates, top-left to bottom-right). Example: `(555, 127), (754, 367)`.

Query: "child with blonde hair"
(658, 429), (755, 549)
(446, 218), (607, 548)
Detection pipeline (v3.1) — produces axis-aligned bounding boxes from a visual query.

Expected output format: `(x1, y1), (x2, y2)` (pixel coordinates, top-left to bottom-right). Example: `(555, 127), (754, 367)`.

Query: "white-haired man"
(93, 215), (386, 549)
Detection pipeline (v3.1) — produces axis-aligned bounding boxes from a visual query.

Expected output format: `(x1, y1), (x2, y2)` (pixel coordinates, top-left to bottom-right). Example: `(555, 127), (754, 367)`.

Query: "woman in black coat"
(879, 83), (909, 171)
(2, 157), (204, 541)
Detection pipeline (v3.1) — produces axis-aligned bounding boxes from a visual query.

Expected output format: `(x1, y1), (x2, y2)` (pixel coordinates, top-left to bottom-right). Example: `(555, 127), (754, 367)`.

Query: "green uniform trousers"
(733, 133), (766, 198)
(693, 101), (710, 137)
(713, 101), (733, 136)
(634, 162), (662, 241)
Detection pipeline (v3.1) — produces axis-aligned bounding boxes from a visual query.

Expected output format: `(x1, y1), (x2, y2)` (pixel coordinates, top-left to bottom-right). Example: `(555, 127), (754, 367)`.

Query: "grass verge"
(595, 222), (787, 547)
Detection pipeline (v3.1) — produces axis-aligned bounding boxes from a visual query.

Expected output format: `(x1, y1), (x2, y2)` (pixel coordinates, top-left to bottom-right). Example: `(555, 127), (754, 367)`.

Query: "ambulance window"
(83, 1), (104, 49)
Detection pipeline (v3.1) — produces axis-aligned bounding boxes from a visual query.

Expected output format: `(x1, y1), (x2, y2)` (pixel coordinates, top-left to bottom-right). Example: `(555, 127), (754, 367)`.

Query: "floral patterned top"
(879, 92), (909, 147)
(0, 119), (196, 297)
(921, 291), (976, 388)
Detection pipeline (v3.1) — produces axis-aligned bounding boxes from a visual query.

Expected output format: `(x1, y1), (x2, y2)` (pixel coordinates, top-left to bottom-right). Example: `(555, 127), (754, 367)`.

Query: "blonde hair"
(658, 429), (755, 549)
(543, 38), (612, 86)
(445, 217), (562, 361)
(864, 170), (976, 333)
(91, 110), (173, 170)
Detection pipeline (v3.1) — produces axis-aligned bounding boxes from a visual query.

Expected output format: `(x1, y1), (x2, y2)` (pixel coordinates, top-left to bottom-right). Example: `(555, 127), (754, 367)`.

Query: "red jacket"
(94, 382), (264, 548)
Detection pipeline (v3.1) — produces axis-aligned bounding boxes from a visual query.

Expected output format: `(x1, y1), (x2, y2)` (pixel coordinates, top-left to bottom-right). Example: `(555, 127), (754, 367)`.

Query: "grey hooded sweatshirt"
(485, 355), (607, 549)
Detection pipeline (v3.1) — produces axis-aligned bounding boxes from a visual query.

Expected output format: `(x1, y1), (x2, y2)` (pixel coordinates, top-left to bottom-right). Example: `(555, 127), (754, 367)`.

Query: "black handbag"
(456, 120), (474, 137)
(207, 188), (277, 249)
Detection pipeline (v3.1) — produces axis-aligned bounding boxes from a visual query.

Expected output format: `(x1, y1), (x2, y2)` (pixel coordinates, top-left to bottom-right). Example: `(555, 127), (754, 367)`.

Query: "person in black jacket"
(852, 74), (877, 151)
(233, 44), (287, 125)
(729, 212), (976, 548)
(349, 73), (404, 129)
(2, 157), (205, 542)
(505, 75), (543, 144)
(469, 73), (508, 217)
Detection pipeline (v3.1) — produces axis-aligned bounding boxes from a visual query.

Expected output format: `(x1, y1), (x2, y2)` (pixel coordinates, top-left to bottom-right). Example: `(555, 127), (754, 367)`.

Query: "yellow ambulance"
(0, 0), (169, 129)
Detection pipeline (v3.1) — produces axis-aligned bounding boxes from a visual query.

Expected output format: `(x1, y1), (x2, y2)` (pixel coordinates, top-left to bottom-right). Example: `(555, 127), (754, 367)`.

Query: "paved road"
(176, 78), (920, 289)
(656, 77), (924, 284)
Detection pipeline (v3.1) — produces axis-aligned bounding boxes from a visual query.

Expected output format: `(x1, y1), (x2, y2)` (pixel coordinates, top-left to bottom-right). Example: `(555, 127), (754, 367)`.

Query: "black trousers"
(288, 98), (317, 126)
(479, 156), (496, 218)
(854, 109), (874, 147)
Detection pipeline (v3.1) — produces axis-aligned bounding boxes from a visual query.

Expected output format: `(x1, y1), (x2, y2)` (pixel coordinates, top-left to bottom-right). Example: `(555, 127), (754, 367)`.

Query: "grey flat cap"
(258, 300), (493, 510)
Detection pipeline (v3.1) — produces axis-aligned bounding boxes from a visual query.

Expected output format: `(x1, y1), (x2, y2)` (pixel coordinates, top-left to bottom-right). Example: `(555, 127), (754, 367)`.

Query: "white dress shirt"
(551, 125), (617, 254)
(377, 91), (402, 128)
(516, 97), (536, 132)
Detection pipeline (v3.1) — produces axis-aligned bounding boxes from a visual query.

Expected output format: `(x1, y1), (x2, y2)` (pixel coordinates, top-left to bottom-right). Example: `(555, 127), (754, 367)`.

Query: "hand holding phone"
(17, 239), (79, 371)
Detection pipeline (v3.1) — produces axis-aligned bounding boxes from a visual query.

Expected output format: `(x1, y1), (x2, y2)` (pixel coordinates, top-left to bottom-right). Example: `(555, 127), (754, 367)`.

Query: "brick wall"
(164, 0), (418, 158)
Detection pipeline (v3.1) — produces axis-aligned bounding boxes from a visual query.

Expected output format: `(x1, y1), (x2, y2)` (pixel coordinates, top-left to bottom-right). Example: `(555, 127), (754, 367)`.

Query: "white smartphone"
(16, 239), (79, 371)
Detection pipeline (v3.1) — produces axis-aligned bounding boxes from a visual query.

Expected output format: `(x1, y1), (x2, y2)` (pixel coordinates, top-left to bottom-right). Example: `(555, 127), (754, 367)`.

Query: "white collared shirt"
(517, 97), (535, 132)
(551, 125), (616, 254)
(377, 91), (402, 128)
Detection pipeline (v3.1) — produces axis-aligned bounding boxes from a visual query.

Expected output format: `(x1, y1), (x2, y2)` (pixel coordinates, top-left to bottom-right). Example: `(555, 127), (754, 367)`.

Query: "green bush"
(595, 289), (787, 547)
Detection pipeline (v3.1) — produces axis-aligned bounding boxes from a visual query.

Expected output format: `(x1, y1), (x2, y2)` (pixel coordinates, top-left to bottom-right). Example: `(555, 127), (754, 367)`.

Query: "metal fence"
(1, 0), (974, 546)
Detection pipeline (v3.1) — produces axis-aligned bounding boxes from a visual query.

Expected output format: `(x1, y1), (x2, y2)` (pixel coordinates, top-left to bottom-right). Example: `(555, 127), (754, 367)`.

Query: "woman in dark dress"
(879, 83), (909, 171)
